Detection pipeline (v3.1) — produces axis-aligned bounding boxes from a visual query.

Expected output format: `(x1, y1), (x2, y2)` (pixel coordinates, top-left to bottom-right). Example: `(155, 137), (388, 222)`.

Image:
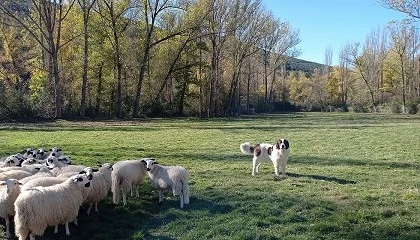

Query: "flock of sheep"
(0, 147), (190, 240)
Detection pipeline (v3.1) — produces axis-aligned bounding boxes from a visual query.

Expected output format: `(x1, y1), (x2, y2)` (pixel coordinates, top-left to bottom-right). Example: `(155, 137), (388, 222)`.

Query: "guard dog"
(240, 139), (290, 176)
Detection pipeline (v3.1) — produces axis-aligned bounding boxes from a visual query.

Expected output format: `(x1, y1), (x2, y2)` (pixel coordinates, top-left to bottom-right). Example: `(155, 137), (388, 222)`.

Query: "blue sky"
(262, 0), (410, 65)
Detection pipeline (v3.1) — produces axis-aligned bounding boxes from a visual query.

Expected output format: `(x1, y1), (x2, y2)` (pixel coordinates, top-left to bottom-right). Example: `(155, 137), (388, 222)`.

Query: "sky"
(261, 0), (412, 65)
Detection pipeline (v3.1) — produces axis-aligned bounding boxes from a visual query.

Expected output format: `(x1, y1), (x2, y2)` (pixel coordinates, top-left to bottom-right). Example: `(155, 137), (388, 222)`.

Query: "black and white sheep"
(0, 179), (22, 238)
(143, 158), (190, 209)
(14, 173), (92, 240)
(111, 159), (147, 205)
(83, 163), (113, 215)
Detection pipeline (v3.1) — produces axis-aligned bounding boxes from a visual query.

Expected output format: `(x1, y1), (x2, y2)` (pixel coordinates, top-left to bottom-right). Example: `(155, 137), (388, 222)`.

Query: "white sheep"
(0, 170), (33, 181)
(0, 179), (22, 238)
(46, 156), (86, 176)
(143, 158), (190, 209)
(83, 163), (113, 215)
(14, 173), (92, 240)
(19, 167), (53, 185)
(111, 159), (147, 205)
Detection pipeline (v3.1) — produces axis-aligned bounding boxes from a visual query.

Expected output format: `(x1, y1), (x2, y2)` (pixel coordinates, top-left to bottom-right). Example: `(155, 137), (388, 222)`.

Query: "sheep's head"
(96, 163), (113, 172)
(49, 147), (63, 157)
(46, 154), (59, 167)
(141, 158), (158, 172)
(4, 155), (22, 167)
(79, 167), (94, 180)
(58, 156), (71, 165)
(3, 179), (22, 194)
(71, 173), (91, 187)
(23, 148), (34, 155)
(36, 148), (47, 158)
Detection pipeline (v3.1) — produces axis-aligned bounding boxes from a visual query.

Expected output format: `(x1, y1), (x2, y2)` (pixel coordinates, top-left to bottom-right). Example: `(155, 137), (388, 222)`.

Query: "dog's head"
(275, 139), (289, 150)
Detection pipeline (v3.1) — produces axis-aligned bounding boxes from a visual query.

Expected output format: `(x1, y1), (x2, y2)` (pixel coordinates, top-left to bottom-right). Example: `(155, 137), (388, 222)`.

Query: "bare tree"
(379, 0), (420, 19)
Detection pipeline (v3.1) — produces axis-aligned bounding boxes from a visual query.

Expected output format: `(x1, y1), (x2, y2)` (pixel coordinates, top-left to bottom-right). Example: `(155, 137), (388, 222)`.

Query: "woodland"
(0, 0), (419, 119)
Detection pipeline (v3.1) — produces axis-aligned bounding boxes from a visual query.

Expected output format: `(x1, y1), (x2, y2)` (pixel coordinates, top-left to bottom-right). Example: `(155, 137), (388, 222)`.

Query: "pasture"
(0, 112), (419, 240)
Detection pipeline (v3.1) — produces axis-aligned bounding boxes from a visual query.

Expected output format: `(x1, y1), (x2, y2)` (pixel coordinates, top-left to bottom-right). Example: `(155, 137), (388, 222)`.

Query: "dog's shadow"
(285, 172), (356, 185)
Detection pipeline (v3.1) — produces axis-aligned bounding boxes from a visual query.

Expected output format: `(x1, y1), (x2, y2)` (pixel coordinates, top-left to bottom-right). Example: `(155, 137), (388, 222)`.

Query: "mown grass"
(0, 112), (419, 240)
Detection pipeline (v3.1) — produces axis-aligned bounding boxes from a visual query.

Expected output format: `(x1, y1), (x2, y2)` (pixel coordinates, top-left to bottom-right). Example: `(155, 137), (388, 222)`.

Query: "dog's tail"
(240, 142), (254, 155)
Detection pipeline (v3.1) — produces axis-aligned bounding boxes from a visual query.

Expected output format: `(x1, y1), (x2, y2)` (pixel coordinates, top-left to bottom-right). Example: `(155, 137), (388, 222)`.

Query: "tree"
(0, 0), (77, 118)
(379, 0), (420, 19)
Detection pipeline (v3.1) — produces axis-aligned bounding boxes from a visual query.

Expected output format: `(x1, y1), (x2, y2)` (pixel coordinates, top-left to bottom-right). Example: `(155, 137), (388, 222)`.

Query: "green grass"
(0, 112), (419, 240)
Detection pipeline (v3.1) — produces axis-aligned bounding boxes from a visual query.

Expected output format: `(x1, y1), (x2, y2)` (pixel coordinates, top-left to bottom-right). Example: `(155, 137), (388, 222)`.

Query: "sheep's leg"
(73, 218), (78, 226)
(180, 191), (184, 209)
(54, 225), (58, 233)
(29, 233), (36, 240)
(5, 216), (10, 238)
(135, 186), (140, 198)
(158, 190), (163, 203)
(122, 191), (127, 205)
(65, 222), (71, 236)
(130, 187), (133, 196)
(87, 204), (92, 215)
(95, 202), (99, 212)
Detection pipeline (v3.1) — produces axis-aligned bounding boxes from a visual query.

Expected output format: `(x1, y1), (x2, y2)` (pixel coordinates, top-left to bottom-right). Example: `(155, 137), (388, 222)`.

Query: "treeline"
(0, 0), (419, 120)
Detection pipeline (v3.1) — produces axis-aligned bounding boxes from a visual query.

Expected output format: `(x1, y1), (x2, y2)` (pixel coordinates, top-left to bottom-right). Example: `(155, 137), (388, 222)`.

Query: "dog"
(240, 139), (290, 176)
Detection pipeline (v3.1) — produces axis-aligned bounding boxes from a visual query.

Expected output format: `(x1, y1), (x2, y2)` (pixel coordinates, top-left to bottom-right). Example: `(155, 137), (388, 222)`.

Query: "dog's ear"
(268, 146), (273, 155)
(283, 139), (289, 149)
(275, 140), (281, 149)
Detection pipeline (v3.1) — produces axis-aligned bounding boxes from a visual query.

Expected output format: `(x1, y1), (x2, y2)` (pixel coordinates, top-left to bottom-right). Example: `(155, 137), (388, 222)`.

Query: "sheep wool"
(19, 167), (53, 185)
(0, 170), (33, 181)
(0, 179), (22, 238)
(111, 159), (147, 205)
(14, 173), (91, 240)
(144, 158), (190, 209)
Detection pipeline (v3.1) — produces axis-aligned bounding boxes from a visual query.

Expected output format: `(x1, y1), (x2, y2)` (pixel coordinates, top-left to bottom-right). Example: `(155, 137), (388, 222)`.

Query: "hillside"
(286, 57), (328, 74)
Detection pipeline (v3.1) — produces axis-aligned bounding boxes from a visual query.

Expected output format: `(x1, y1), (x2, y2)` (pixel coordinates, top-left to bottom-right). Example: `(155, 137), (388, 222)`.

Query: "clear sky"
(261, 0), (411, 65)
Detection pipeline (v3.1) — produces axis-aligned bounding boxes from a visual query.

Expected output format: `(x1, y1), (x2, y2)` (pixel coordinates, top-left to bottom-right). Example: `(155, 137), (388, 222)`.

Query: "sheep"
(111, 159), (147, 205)
(48, 147), (63, 158)
(58, 155), (72, 165)
(21, 157), (42, 166)
(83, 163), (113, 215)
(22, 148), (34, 158)
(14, 173), (92, 240)
(46, 156), (86, 176)
(0, 179), (22, 238)
(143, 158), (190, 209)
(19, 167), (53, 185)
(0, 170), (33, 181)
(21, 177), (66, 191)
(34, 148), (48, 160)
(2, 155), (24, 167)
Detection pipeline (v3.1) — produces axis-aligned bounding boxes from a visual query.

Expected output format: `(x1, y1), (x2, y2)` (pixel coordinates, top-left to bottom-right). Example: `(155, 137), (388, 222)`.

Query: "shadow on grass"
(287, 172), (356, 185)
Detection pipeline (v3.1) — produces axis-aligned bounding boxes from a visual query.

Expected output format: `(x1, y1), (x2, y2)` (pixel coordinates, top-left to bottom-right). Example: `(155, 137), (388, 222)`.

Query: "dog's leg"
(252, 157), (258, 176)
(279, 161), (286, 176)
(273, 161), (280, 176)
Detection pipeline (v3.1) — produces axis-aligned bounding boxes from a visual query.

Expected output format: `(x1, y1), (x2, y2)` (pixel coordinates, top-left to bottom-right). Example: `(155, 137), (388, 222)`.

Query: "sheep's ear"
(140, 160), (146, 165)
(92, 169), (99, 172)
(18, 182), (22, 185)
(79, 170), (87, 174)
(35, 167), (40, 170)
(57, 148), (62, 151)
(48, 167), (54, 170)
(0, 181), (6, 186)
(49, 148), (52, 151)
(154, 161), (159, 165)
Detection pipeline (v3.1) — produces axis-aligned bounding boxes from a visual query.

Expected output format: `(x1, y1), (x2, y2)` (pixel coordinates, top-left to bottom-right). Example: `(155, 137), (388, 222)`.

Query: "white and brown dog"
(240, 139), (290, 176)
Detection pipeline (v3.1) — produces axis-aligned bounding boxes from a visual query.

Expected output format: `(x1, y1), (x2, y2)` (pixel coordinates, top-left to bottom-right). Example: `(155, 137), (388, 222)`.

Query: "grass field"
(0, 112), (419, 240)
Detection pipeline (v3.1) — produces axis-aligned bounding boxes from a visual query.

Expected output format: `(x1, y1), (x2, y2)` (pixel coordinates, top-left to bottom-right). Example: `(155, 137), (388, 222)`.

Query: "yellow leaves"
(29, 68), (47, 104)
